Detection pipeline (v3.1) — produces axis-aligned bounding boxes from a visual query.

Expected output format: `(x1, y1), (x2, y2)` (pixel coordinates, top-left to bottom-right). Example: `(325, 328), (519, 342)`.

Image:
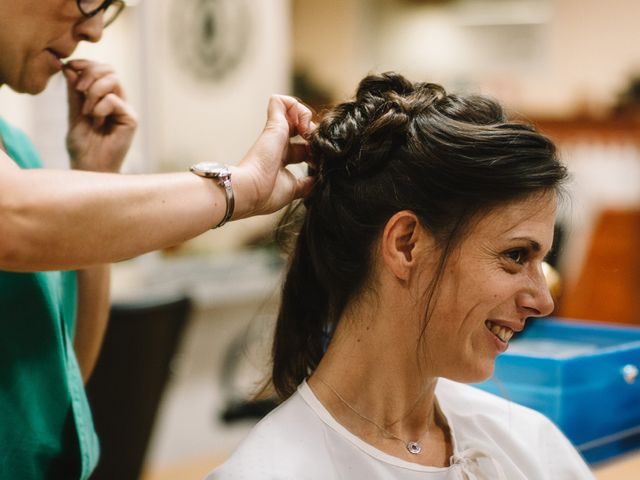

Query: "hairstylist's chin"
(16, 77), (51, 95)
(12, 55), (59, 94)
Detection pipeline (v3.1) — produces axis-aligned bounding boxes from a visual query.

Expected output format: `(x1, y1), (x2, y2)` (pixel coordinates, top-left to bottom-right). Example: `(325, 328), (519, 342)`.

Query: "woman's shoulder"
(205, 387), (330, 479)
(436, 377), (569, 446)
(436, 377), (551, 428)
(436, 378), (594, 479)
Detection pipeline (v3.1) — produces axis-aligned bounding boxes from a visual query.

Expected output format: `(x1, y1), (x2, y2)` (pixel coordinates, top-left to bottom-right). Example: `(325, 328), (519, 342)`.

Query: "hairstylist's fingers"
(66, 60), (121, 96)
(283, 96), (314, 138)
(293, 175), (315, 199)
(286, 100), (314, 138)
(265, 95), (293, 138)
(81, 74), (122, 115)
(266, 95), (314, 139)
(63, 66), (83, 124)
(285, 141), (312, 166)
(65, 59), (116, 77)
(65, 59), (99, 71)
(90, 93), (138, 130)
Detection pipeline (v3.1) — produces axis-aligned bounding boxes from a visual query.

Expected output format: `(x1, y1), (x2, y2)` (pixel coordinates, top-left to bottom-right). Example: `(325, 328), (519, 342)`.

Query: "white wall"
(141, 0), (292, 251)
(519, 0), (640, 116)
(293, 0), (640, 117)
(0, 89), (31, 133)
(144, 0), (291, 171)
(292, 0), (375, 99)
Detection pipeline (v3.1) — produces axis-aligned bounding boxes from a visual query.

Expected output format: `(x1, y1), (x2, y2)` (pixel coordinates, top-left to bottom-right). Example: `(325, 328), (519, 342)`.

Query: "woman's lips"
(485, 320), (514, 343)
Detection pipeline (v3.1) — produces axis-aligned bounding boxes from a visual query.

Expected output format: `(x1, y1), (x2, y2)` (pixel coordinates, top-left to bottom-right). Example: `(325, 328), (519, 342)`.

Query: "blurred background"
(1, 0), (638, 478)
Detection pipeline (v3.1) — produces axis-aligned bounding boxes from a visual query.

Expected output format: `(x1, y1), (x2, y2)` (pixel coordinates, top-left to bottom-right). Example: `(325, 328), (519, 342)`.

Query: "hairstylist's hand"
(233, 95), (315, 219)
(63, 60), (137, 173)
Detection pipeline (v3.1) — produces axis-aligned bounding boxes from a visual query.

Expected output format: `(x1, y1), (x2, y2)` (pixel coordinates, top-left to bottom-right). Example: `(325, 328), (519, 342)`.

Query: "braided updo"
(270, 72), (566, 399)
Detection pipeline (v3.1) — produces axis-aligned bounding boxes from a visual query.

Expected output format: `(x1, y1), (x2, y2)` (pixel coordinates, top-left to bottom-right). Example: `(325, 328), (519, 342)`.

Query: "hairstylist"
(0, 1), (313, 479)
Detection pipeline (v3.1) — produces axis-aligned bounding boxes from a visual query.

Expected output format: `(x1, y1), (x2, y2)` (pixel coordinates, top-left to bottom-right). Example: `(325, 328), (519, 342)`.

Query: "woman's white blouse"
(206, 378), (595, 479)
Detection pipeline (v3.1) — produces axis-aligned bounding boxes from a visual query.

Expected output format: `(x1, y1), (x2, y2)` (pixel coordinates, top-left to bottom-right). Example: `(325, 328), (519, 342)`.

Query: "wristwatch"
(189, 162), (235, 228)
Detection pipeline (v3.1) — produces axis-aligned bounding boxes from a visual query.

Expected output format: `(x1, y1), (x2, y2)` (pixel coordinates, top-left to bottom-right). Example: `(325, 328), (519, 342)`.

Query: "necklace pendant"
(406, 441), (422, 454)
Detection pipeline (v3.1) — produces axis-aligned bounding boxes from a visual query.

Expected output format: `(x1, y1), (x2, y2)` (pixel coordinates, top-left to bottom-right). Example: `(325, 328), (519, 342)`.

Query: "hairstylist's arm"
(63, 60), (133, 382)
(0, 87), (313, 272)
(75, 265), (110, 383)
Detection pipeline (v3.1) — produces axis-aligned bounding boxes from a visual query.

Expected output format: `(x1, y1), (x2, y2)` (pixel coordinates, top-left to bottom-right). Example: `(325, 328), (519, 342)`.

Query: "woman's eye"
(505, 249), (527, 265)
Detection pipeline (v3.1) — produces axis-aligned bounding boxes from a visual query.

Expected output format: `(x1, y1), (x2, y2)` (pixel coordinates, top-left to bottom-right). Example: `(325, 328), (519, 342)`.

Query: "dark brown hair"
(270, 72), (566, 400)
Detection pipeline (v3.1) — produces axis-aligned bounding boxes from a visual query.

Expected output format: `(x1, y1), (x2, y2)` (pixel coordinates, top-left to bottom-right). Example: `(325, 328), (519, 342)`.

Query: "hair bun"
(356, 72), (414, 102)
(312, 73), (431, 182)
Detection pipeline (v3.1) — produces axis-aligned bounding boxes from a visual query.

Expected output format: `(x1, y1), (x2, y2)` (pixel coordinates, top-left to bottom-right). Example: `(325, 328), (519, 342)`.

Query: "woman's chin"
(441, 362), (495, 384)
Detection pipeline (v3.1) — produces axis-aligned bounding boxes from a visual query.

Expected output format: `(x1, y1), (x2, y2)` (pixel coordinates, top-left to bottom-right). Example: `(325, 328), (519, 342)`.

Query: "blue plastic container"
(473, 317), (640, 464)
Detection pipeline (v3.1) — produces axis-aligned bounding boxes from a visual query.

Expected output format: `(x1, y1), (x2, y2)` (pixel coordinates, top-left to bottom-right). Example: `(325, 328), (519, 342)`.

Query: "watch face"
(192, 162), (229, 178)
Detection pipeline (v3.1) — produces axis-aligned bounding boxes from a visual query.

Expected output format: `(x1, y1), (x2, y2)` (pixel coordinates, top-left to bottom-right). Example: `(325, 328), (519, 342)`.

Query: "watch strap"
(189, 163), (235, 229)
(216, 176), (235, 228)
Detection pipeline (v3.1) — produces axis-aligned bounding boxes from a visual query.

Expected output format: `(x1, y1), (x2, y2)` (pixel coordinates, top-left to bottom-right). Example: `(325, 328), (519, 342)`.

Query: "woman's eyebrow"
(510, 237), (542, 253)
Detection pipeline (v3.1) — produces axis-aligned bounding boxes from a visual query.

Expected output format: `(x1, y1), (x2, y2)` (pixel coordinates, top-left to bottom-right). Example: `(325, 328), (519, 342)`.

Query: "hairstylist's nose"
(75, 12), (104, 43)
(516, 267), (555, 318)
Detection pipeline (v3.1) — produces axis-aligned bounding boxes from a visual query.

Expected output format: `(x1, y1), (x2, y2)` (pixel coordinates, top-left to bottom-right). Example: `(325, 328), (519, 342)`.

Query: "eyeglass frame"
(76, 0), (126, 27)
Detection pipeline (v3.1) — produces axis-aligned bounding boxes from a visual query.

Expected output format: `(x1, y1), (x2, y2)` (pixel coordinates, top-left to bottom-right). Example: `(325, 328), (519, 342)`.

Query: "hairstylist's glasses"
(76, 0), (126, 27)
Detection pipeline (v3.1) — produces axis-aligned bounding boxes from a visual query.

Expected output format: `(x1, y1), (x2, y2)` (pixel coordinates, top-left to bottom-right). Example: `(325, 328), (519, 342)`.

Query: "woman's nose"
(516, 267), (555, 317)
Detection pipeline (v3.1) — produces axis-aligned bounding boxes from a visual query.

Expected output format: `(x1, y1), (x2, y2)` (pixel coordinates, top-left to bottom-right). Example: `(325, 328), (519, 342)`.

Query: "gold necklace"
(316, 377), (431, 455)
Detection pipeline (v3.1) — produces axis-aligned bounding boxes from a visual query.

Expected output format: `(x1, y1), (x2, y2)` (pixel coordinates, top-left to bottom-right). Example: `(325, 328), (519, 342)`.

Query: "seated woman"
(207, 73), (594, 479)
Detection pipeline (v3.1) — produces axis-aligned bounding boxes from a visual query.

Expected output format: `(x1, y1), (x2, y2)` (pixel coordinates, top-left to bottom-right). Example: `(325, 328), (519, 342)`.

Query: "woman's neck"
(308, 301), (453, 466)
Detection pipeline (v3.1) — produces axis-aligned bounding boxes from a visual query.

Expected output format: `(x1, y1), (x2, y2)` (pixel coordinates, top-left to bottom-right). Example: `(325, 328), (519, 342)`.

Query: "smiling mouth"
(485, 320), (514, 343)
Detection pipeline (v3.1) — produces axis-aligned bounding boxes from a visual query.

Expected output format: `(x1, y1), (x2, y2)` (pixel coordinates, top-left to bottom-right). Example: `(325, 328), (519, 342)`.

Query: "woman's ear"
(381, 211), (423, 282)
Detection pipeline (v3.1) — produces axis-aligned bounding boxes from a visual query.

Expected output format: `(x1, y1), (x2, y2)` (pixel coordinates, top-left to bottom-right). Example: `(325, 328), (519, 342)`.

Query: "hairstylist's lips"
(45, 49), (65, 71)
(46, 46), (75, 70)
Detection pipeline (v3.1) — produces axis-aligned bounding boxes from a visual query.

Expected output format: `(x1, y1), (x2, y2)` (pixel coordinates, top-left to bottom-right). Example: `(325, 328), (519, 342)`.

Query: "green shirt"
(0, 117), (99, 479)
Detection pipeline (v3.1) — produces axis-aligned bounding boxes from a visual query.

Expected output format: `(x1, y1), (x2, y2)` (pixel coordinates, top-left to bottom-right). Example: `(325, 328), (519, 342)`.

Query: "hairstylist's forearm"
(0, 167), (259, 271)
(74, 264), (110, 383)
(0, 94), (313, 271)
